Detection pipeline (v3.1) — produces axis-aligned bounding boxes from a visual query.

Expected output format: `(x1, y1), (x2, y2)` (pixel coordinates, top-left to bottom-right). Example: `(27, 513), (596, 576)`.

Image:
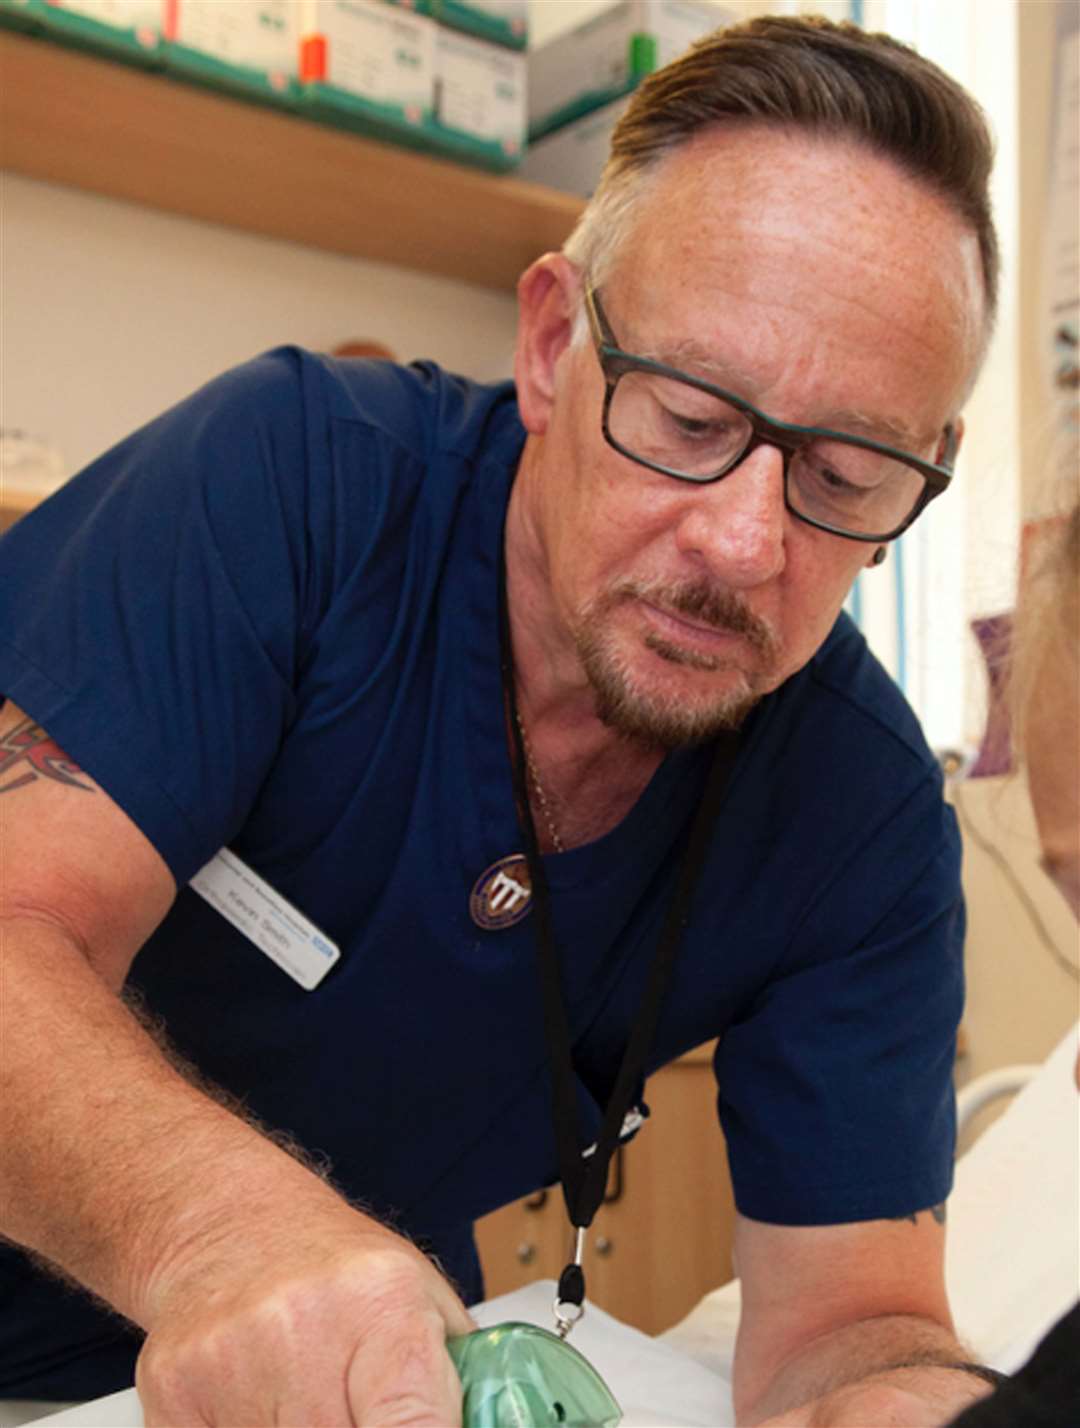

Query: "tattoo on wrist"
(890, 1202), (947, 1226)
(0, 717), (92, 794)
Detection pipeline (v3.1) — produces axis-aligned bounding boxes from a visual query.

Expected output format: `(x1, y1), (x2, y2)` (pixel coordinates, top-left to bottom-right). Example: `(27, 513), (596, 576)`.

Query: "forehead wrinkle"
(640, 335), (744, 386)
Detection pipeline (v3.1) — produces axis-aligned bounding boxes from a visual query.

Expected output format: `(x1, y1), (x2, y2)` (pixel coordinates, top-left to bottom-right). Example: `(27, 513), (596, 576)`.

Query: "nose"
(672, 445), (787, 588)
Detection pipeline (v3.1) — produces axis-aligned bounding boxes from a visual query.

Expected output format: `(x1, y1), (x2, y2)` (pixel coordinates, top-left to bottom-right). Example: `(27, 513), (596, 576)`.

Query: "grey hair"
(563, 149), (663, 346)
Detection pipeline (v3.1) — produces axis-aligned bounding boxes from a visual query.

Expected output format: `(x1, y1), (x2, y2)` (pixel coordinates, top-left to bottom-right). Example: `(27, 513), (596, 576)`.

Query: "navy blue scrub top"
(0, 349), (964, 1400)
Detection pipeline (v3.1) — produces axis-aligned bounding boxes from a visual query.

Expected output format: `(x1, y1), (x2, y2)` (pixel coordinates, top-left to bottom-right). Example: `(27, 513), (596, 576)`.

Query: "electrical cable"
(952, 781), (1079, 982)
(894, 533), (907, 694)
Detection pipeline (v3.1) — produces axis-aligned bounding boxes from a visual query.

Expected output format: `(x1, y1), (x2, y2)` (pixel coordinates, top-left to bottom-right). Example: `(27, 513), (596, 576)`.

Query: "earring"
(870, 546), (887, 567)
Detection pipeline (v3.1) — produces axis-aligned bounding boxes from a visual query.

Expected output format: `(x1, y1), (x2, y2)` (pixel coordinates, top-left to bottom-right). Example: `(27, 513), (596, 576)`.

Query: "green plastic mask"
(448, 1321), (623, 1428)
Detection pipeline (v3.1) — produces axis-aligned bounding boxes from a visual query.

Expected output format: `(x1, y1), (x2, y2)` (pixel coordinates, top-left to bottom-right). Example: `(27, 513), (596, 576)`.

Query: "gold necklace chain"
(515, 712), (565, 855)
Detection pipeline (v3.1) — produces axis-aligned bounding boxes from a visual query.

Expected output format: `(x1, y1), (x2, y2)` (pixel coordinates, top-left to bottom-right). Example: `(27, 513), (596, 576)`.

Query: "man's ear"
(942, 416), (965, 463)
(864, 416), (965, 571)
(514, 253), (582, 435)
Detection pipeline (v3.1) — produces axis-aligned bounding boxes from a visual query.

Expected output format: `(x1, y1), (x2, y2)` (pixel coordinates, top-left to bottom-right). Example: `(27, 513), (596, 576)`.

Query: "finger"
(347, 1307), (464, 1428)
(428, 1275), (478, 1340)
(136, 1346), (214, 1428)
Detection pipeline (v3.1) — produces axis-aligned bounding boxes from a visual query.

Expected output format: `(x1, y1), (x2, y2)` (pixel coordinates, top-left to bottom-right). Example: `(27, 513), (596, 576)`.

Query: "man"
(0, 16), (1001, 1427)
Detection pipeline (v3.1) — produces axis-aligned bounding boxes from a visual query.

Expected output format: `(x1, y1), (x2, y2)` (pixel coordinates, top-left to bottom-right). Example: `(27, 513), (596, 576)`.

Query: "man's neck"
(503, 459), (664, 850)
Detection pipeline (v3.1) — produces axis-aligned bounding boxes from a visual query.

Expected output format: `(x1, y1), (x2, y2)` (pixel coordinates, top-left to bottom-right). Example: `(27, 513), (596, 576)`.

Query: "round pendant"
(470, 854), (533, 930)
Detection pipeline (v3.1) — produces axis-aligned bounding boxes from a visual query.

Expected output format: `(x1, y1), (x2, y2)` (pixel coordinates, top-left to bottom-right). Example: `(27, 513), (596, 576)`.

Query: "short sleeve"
(715, 790), (964, 1226)
(0, 349), (318, 883)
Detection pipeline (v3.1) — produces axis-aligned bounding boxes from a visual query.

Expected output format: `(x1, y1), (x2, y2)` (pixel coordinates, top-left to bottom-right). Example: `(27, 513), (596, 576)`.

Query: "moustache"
(612, 578), (778, 657)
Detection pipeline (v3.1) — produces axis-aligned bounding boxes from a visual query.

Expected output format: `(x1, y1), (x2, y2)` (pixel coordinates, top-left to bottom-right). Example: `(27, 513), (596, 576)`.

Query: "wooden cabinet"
(0, 487), (40, 533)
(475, 1043), (737, 1336)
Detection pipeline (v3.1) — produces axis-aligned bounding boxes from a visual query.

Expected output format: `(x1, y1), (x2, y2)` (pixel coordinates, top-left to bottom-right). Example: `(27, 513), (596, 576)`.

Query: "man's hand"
(752, 1365), (992, 1426)
(0, 703), (474, 1426)
(137, 1207), (476, 1427)
(732, 1215), (989, 1427)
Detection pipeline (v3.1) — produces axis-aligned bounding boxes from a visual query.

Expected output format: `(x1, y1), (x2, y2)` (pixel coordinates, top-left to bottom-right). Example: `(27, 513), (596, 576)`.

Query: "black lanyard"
(499, 566), (740, 1328)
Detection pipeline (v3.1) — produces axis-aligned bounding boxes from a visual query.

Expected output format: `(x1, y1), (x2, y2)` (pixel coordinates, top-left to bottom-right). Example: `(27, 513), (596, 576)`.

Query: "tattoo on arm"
(0, 717), (92, 794)
(890, 1203), (947, 1227)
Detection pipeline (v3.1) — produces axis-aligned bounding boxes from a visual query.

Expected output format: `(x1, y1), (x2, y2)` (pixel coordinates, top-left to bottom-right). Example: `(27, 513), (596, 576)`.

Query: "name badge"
(189, 848), (340, 991)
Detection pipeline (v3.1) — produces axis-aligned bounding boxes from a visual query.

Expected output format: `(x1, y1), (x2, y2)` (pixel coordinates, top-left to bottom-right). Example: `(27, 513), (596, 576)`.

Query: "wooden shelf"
(0, 28), (584, 292)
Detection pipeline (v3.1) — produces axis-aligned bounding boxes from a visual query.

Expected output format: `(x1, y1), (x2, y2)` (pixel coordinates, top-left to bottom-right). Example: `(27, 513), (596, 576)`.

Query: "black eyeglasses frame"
(584, 286), (956, 544)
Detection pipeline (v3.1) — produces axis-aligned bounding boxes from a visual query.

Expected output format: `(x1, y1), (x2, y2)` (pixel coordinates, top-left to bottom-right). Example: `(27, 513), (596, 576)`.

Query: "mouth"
(640, 599), (754, 660)
(623, 578), (778, 675)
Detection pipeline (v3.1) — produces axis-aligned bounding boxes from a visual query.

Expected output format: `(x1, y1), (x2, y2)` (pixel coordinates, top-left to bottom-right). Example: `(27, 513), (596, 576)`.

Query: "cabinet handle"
(524, 1189), (548, 1211)
(516, 1242), (537, 1264)
(595, 1235), (614, 1257)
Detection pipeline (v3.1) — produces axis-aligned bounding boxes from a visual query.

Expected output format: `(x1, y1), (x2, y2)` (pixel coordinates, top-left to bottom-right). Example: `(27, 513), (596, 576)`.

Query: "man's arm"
(732, 1211), (994, 1426)
(0, 702), (473, 1426)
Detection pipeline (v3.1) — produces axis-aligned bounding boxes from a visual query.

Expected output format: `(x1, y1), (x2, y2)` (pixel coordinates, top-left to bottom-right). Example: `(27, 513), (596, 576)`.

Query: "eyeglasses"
(584, 286), (956, 543)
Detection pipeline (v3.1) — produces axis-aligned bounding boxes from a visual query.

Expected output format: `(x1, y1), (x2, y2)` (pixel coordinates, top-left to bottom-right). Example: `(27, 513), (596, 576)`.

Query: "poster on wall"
(1044, 1), (1079, 499)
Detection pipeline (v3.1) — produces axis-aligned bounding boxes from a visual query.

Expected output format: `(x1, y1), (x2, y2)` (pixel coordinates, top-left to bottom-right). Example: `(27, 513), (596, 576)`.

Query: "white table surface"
(16, 1281), (734, 1428)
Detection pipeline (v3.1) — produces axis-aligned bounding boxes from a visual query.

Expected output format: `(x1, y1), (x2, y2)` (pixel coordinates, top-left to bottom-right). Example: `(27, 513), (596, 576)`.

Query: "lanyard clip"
(553, 1227), (587, 1339)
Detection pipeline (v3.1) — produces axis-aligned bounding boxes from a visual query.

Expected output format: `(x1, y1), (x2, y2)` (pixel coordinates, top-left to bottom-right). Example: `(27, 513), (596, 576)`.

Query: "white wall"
(0, 173), (518, 479)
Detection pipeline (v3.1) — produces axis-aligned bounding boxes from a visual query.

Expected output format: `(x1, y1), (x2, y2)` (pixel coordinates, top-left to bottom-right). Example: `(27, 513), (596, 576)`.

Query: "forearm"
(0, 720), (475, 1424)
(0, 913), (362, 1326)
(738, 1313), (991, 1426)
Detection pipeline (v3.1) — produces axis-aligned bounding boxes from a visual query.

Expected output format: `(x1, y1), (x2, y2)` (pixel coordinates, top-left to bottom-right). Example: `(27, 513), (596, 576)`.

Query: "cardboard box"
(520, 94), (631, 198)
(0, 0), (43, 35)
(528, 0), (731, 141)
(431, 23), (525, 169)
(299, 0), (435, 141)
(31, 0), (161, 62)
(164, 0), (298, 101)
(433, 0), (526, 51)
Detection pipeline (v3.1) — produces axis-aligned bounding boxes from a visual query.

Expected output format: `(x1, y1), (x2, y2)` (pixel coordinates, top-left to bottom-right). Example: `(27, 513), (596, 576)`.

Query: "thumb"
(347, 1304), (470, 1427)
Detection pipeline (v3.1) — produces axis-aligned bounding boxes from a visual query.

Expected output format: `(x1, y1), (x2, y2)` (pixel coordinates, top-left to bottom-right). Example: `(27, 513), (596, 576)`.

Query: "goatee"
(573, 577), (779, 749)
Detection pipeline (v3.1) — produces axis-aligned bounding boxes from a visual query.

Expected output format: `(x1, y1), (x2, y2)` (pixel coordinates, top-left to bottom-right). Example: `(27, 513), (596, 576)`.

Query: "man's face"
(518, 125), (984, 747)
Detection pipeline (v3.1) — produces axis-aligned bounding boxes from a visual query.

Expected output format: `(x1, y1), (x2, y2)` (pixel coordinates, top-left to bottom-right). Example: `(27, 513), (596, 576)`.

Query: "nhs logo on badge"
(310, 934), (336, 960)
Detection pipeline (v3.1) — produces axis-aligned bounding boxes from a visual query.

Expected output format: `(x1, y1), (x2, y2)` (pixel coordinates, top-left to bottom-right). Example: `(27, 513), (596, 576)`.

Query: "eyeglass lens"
(608, 369), (928, 537)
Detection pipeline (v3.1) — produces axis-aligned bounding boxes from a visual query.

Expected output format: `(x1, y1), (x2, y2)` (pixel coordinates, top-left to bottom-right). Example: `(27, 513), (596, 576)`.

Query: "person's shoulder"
(736, 614), (951, 865)
(802, 611), (938, 772)
(187, 347), (519, 457)
(288, 350), (522, 465)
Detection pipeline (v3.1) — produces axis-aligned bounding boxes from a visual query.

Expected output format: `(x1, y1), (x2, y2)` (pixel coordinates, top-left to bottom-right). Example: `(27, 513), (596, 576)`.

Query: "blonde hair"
(1009, 501), (1080, 755)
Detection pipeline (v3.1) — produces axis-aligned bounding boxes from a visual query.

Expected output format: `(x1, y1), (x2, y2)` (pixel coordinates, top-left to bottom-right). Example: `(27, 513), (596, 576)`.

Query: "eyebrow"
(632, 336), (932, 453)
